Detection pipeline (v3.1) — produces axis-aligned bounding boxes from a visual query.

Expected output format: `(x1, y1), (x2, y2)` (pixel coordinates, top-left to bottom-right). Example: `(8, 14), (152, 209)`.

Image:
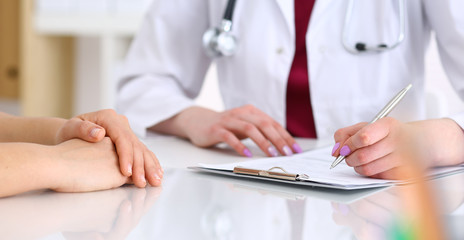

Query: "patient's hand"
(55, 109), (163, 188)
(51, 138), (131, 193)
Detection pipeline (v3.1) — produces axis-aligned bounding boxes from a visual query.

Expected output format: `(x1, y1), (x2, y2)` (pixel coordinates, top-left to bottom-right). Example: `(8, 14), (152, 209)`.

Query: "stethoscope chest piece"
(203, 20), (238, 58)
(203, 0), (238, 58)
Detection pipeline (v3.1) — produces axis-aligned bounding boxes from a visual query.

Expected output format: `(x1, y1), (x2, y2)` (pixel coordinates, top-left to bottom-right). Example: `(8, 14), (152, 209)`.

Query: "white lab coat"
(117, 0), (464, 138)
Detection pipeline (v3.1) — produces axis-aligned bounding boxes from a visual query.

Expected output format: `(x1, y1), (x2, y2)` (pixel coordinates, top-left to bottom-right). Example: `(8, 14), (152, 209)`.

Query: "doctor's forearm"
(149, 106), (207, 139)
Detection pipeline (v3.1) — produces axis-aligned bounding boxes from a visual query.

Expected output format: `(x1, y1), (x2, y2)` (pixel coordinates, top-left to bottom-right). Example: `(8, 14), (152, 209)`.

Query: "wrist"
(151, 106), (215, 139)
(40, 145), (65, 190)
(176, 107), (217, 139)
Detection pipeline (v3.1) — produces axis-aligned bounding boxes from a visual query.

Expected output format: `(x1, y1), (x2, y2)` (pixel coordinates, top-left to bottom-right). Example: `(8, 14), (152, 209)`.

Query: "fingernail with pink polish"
(283, 146), (293, 156)
(243, 148), (253, 158)
(90, 127), (101, 138)
(292, 143), (303, 153)
(332, 142), (340, 155)
(340, 145), (351, 156)
(268, 146), (278, 157)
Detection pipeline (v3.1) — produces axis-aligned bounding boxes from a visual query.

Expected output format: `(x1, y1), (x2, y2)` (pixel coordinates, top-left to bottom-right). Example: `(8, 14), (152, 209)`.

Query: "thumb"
(57, 119), (106, 143)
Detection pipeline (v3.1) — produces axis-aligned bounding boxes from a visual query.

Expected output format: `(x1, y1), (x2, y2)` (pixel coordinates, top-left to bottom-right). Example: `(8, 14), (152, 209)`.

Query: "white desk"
(1, 137), (463, 239)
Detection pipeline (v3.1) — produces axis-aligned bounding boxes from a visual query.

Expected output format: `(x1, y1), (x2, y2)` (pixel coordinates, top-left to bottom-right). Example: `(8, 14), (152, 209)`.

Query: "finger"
(238, 114), (295, 156)
(144, 150), (162, 187)
(273, 122), (302, 153)
(338, 120), (391, 158)
(77, 109), (117, 130)
(332, 122), (368, 156)
(214, 128), (252, 157)
(114, 137), (134, 177)
(345, 137), (394, 167)
(221, 119), (276, 157)
(58, 119), (106, 143)
(353, 153), (401, 178)
(151, 151), (163, 179)
(132, 145), (146, 188)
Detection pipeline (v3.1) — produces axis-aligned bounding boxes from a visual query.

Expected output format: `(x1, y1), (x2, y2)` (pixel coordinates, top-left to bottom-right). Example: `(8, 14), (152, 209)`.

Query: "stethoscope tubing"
(342, 0), (406, 54)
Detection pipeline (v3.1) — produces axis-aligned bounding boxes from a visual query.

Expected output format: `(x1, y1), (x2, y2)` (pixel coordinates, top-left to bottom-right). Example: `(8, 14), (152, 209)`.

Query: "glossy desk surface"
(1, 137), (463, 240)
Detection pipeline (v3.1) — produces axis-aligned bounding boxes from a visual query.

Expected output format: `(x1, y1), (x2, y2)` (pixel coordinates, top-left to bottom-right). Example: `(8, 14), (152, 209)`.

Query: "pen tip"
(329, 165), (334, 170)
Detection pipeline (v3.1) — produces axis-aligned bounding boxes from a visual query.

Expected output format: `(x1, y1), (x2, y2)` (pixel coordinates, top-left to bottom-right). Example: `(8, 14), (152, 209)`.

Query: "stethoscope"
(343, 0), (406, 53)
(202, 0), (238, 58)
(203, 0), (406, 58)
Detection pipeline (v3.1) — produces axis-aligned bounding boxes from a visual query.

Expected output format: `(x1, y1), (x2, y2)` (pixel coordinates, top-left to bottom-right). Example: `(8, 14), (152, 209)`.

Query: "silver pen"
(330, 83), (413, 169)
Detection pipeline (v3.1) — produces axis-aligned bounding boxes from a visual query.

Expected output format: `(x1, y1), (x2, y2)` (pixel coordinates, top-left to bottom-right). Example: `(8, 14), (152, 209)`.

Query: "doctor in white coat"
(118, 0), (464, 179)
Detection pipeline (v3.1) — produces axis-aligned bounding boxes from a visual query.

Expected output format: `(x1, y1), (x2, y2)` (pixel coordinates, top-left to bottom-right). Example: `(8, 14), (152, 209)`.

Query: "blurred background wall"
(0, 0), (463, 120)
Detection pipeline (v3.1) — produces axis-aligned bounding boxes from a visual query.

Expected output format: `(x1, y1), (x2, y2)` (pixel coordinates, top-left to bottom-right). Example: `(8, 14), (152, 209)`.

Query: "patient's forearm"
(0, 114), (65, 145)
(0, 143), (56, 198)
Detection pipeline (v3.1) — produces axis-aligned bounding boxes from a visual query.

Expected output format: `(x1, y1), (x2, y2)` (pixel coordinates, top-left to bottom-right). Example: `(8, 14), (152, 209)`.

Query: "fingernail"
(157, 169), (163, 177)
(268, 146), (278, 157)
(332, 142), (340, 155)
(282, 145), (293, 156)
(340, 145), (351, 156)
(141, 176), (147, 184)
(127, 164), (132, 175)
(243, 148), (252, 158)
(154, 173), (161, 180)
(292, 143), (303, 153)
(90, 127), (101, 138)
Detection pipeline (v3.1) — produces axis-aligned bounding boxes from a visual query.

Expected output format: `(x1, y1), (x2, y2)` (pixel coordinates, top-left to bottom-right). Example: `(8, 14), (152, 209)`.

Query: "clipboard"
(191, 145), (464, 190)
(191, 165), (464, 190)
(190, 166), (398, 190)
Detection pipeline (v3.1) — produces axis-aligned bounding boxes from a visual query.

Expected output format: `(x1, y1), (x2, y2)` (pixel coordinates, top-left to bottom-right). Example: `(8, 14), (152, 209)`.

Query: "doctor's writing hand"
(153, 105), (301, 157)
(331, 117), (464, 179)
(55, 109), (163, 188)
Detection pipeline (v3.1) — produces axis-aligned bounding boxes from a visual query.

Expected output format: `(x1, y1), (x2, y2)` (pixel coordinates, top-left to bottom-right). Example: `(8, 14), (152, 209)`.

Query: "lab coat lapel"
(310, 0), (335, 30)
(275, 0), (295, 38)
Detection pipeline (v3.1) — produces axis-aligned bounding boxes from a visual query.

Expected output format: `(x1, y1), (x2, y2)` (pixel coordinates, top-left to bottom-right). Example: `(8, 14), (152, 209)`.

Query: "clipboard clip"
(233, 166), (310, 181)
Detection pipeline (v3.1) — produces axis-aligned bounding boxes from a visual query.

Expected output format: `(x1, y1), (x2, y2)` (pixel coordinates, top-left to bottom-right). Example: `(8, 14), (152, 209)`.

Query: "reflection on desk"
(1, 168), (463, 240)
(0, 137), (462, 239)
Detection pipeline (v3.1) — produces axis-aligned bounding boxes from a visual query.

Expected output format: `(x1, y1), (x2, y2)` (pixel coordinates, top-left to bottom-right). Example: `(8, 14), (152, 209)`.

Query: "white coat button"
(276, 47), (284, 55)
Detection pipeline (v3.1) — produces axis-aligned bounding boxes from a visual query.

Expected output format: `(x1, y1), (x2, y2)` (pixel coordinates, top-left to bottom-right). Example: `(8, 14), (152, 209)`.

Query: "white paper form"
(198, 146), (464, 189)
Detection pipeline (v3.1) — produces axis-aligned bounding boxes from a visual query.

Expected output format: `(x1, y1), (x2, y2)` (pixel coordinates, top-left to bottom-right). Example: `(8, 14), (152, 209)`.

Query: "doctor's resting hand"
(0, 110), (162, 198)
(151, 105), (301, 158)
(331, 117), (464, 179)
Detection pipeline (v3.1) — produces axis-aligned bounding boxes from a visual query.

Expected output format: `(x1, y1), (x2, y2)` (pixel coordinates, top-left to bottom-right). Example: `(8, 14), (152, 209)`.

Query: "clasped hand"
(55, 109), (163, 187)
